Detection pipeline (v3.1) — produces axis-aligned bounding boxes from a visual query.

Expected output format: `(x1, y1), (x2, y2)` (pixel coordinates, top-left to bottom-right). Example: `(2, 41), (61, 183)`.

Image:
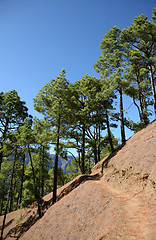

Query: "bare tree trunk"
(149, 64), (156, 117)
(0, 197), (4, 216)
(136, 75), (149, 126)
(81, 124), (85, 174)
(133, 98), (143, 126)
(17, 154), (25, 209)
(93, 144), (98, 165)
(97, 123), (101, 162)
(52, 114), (61, 204)
(0, 192), (10, 240)
(9, 154), (17, 213)
(0, 143), (3, 171)
(119, 88), (126, 144)
(0, 158), (16, 240)
(41, 146), (45, 197)
(0, 120), (9, 171)
(93, 125), (98, 165)
(105, 109), (114, 152)
(78, 150), (81, 171)
(137, 84), (145, 124)
(28, 146), (42, 218)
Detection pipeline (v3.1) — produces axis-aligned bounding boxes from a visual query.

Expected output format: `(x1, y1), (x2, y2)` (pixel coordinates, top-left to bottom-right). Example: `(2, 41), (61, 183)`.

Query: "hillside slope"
(1, 120), (156, 240)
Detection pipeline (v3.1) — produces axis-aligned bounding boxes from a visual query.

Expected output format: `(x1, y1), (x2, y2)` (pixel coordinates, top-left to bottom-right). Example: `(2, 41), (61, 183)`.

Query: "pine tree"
(124, 49), (152, 127)
(17, 118), (42, 217)
(121, 10), (156, 116)
(32, 117), (52, 197)
(94, 26), (128, 144)
(34, 69), (72, 204)
(0, 90), (28, 170)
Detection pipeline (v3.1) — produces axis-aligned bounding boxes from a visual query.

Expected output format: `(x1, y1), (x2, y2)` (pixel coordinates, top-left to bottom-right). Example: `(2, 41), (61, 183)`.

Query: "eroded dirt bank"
(1, 120), (156, 240)
(21, 176), (156, 240)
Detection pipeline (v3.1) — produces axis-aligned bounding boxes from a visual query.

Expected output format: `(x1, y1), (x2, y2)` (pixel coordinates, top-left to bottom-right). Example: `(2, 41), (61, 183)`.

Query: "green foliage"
(0, 90), (28, 131)
(44, 166), (66, 192)
(34, 69), (71, 123)
(94, 26), (127, 88)
(65, 158), (81, 182)
(100, 134), (119, 159)
(0, 90), (29, 170)
(0, 159), (13, 211)
(34, 69), (74, 203)
(121, 10), (156, 115)
(124, 118), (146, 133)
(33, 69), (74, 155)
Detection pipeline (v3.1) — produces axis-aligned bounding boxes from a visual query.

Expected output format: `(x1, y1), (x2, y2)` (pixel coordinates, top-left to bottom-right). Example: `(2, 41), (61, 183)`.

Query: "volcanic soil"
(0, 120), (156, 240)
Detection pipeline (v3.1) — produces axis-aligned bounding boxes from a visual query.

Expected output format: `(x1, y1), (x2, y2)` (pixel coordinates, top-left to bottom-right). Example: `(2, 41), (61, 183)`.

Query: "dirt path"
(95, 180), (156, 240)
(21, 178), (156, 240)
(1, 176), (156, 240)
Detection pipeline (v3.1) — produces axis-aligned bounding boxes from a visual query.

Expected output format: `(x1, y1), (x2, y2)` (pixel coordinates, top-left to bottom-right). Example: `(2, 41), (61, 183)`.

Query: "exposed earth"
(0, 120), (156, 240)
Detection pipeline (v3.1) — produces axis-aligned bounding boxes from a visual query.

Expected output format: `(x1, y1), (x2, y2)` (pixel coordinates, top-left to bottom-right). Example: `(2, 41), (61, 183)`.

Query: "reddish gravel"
(1, 120), (156, 240)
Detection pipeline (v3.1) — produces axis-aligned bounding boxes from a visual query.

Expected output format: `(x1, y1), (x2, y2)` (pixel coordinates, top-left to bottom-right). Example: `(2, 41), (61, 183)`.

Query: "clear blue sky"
(0, 0), (155, 140)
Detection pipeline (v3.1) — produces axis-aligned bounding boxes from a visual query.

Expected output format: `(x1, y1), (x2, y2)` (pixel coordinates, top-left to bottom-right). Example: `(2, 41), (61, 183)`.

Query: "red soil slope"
(1, 120), (156, 240)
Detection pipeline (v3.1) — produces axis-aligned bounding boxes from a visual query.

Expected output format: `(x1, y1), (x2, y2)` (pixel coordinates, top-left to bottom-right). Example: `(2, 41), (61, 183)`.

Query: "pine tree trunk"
(17, 154), (25, 209)
(0, 120), (9, 171)
(52, 114), (61, 204)
(0, 143), (3, 171)
(81, 124), (85, 174)
(28, 146), (42, 218)
(97, 123), (101, 162)
(93, 144), (98, 165)
(28, 146), (36, 184)
(119, 88), (126, 144)
(0, 197), (3, 216)
(93, 125), (98, 165)
(76, 139), (81, 171)
(9, 151), (17, 213)
(133, 98), (143, 124)
(136, 76), (148, 126)
(88, 157), (91, 174)
(41, 146), (45, 198)
(149, 64), (156, 117)
(0, 192), (10, 240)
(0, 157), (16, 239)
(105, 109), (114, 152)
(78, 150), (81, 172)
(137, 83), (145, 124)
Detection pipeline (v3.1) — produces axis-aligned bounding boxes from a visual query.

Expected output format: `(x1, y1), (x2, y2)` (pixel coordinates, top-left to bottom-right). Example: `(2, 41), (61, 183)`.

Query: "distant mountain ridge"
(49, 154), (73, 174)
(24, 153), (73, 173)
